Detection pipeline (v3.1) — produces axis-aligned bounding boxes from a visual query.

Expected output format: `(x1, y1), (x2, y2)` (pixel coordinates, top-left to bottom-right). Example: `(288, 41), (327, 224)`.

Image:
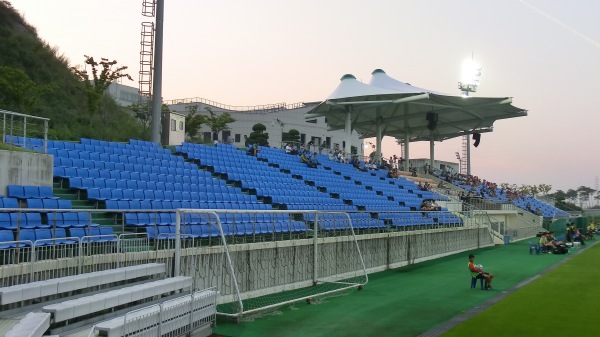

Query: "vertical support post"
(404, 131), (410, 171)
(174, 210), (181, 277)
(375, 121), (382, 165)
(43, 120), (48, 153)
(313, 212), (319, 285)
(466, 134), (471, 175)
(78, 241), (82, 275)
(23, 116), (27, 148)
(344, 107), (352, 157)
(429, 138), (435, 172)
(2, 112), (5, 143)
(150, 0), (165, 145)
(10, 114), (13, 145)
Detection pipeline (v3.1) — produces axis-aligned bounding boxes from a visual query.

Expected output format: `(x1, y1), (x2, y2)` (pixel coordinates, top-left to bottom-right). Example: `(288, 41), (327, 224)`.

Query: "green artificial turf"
(444, 242), (599, 336)
(214, 241), (571, 337)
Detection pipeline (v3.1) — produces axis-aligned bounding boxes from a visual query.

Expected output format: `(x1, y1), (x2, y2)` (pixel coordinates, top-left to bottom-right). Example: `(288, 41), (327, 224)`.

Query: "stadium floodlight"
(458, 57), (482, 97)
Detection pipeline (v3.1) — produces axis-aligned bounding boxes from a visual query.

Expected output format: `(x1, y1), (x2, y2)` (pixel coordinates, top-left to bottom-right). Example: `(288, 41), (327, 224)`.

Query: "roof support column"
(429, 138), (434, 173)
(344, 106), (352, 156)
(466, 134), (471, 175)
(404, 131), (410, 171)
(375, 121), (382, 165)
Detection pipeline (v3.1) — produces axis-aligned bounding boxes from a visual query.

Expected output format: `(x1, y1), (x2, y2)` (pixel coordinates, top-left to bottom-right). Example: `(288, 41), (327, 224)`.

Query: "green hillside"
(0, 0), (146, 141)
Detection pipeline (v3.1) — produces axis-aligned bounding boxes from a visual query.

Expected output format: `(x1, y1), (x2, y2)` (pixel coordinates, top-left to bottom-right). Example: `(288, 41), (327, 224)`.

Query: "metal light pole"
(150, 0), (165, 144)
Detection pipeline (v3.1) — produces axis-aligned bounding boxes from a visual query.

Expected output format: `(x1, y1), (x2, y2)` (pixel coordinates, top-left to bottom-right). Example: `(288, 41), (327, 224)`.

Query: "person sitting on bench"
(468, 254), (494, 290)
(539, 232), (555, 253)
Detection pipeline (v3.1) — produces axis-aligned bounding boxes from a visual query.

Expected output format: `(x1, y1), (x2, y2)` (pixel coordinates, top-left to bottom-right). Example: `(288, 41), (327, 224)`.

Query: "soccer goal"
(171, 209), (368, 320)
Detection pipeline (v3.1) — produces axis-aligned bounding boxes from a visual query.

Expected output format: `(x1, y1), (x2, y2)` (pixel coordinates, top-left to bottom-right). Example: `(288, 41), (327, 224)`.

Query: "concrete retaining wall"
(0, 150), (53, 195)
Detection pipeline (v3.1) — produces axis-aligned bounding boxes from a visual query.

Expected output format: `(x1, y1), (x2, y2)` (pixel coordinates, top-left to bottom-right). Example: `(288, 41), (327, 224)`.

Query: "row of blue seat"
(55, 167), (216, 185)
(88, 188), (256, 203)
(145, 222), (307, 239)
(69, 177), (226, 193)
(7, 185), (57, 200)
(54, 157), (195, 173)
(125, 212), (291, 226)
(106, 200), (272, 211)
(50, 141), (172, 156)
(0, 212), (95, 229)
(49, 149), (188, 167)
(26, 199), (73, 209)
(0, 227), (116, 249)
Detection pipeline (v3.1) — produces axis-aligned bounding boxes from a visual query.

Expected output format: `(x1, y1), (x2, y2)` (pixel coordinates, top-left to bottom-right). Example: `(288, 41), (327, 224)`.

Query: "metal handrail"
(163, 97), (312, 113)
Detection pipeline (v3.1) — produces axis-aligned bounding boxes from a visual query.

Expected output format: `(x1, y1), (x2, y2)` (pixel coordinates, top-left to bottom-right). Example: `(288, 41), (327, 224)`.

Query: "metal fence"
(1, 109), (49, 153)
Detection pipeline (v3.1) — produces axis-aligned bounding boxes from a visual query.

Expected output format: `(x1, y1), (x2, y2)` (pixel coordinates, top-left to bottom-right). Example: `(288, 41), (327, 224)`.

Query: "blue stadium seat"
(0, 230), (15, 248)
(1, 197), (19, 208)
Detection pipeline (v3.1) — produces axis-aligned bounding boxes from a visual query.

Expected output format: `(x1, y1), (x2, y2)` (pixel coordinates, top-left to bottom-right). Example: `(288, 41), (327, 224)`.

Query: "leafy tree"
(538, 184), (552, 195)
(247, 123), (269, 146)
(129, 102), (151, 131)
(204, 107), (235, 141)
(282, 129), (300, 143)
(184, 104), (206, 142)
(565, 189), (578, 204)
(71, 55), (132, 127)
(576, 186), (595, 208)
(0, 66), (52, 112)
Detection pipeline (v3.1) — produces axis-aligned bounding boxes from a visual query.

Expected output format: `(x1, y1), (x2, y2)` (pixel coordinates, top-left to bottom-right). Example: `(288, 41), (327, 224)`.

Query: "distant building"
(106, 82), (146, 107)
(166, 98), (363, 152)
(169, 111), (186, 146)
(105, 83), (363, 150)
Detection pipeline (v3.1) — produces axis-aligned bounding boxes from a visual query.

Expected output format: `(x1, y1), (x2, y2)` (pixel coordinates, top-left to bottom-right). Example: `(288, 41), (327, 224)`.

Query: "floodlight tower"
(457, 56), (482, 176)
(139, 0), (166, 145)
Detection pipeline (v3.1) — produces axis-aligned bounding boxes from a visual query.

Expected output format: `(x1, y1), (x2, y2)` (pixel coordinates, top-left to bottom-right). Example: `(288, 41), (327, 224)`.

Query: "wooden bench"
(95, 288), (217, 337)
(5, 312), (51, 337)
(0, 263), (166, 306)
(42, 276), (192, 323)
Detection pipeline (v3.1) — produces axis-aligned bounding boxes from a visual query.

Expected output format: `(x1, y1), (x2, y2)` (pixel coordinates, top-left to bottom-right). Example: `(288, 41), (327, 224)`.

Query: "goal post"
(173, 209), (368, 319)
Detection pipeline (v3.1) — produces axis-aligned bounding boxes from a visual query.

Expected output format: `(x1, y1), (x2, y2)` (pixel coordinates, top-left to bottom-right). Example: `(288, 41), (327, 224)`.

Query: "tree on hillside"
(247, 123), (269, 146)
(129, 102), (151, 132)
(184, 104), (206, 142)
(0, 66), (52, 112)
(71, 55), (132, 127)
(204, 107), (235, 141)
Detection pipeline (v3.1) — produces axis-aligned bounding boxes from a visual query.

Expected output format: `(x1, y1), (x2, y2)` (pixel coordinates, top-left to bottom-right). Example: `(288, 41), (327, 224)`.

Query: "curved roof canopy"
(306, 70), (527, 142)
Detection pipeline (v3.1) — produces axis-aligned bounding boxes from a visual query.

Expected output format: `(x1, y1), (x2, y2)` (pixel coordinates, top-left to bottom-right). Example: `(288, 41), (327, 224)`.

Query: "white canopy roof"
(306, 70), (527, 142)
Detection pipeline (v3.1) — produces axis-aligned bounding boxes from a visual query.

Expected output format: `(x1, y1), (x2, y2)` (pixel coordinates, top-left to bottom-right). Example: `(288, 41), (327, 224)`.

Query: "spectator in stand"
(536, 208), (542, 216)
(420, 200), (441, 211)
(300, 150), (309, 164)
(285, 143), (299, 155)
(307, 140), (314, 152)
(319, 141), (327, 153)
(246, 143), (259, 156)
(468, 254), (494, 290)
(328, 151), (335, 161)
(311, 152), (320, 165)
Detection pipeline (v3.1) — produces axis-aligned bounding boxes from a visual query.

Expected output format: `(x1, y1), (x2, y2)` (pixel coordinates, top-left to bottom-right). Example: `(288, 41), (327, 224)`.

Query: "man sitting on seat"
(300, 150), (309, 164)
(539, 232), (555, 253)
(468, 254), (494, 290)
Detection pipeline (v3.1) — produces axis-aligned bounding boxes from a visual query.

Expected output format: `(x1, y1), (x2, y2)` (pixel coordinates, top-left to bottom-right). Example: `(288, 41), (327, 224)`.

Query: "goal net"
(170, 209), (368, 320)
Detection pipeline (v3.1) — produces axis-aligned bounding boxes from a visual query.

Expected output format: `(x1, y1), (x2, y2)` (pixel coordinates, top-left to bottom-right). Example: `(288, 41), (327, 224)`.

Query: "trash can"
(503, 235), (510, 245)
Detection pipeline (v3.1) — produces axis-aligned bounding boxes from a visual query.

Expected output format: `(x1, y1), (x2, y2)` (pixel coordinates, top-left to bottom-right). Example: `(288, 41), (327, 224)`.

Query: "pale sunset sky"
(9, 0), (600, 192)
